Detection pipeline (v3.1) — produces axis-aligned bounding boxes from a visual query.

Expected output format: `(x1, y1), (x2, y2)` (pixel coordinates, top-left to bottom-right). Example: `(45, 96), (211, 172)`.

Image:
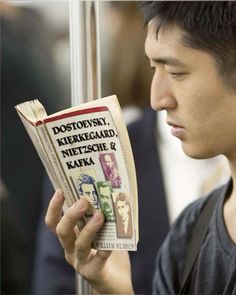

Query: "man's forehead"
(145, 24), (197, 69)
(147, 19), (182, 37)
(145, 23), (185, 54)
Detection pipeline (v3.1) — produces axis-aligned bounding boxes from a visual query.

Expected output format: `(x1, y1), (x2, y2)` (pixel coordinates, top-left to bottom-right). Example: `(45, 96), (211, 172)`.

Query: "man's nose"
(150, 72), (177, 111)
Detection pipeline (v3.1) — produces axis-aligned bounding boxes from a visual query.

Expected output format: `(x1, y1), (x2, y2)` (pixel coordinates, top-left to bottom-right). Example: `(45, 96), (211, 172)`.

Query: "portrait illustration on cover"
(99, 153), (121, 188)
(114, 192), (133, 238)
(72, 171), (100, 216)
(96, 181), (116, 222)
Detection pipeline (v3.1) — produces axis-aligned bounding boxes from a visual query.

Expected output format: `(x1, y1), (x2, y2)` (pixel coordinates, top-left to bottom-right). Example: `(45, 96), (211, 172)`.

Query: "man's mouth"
(166, 120), (185, 138)
(166, 120), (184, 128)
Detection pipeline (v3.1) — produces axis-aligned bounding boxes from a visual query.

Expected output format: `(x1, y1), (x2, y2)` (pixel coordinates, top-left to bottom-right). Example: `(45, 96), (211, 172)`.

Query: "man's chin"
(181, 142), (219, 160)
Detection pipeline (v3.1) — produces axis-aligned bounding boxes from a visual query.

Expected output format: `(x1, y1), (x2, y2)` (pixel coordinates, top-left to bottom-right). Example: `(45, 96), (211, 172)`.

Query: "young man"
(45, 2), (236, 294)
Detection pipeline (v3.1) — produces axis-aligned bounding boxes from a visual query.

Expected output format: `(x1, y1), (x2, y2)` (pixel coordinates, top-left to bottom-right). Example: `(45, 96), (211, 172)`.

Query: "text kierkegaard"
(51, 116), (118, 170)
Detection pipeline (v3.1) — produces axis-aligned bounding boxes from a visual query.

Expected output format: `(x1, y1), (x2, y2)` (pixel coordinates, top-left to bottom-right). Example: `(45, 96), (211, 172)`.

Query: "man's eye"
(169, 72), (186, 78)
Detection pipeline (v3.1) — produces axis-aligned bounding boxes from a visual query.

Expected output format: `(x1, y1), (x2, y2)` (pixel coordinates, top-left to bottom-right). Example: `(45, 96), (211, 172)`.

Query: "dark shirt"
(152, 181), (236, 295)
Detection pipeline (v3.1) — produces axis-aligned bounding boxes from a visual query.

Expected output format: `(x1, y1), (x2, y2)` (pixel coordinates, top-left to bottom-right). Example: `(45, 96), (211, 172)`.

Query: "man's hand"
(45, 190), (134, 294)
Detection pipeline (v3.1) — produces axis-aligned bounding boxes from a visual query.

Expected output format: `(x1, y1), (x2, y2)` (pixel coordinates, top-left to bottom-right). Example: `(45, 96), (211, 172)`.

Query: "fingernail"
(53, 189), (63, 202)
(91, 211), (102, 224)
(74, 200), (87, 211)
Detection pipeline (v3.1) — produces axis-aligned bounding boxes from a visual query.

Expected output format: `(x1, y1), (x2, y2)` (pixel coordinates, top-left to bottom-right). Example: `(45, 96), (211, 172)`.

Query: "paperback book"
(15, 95), (138, 251)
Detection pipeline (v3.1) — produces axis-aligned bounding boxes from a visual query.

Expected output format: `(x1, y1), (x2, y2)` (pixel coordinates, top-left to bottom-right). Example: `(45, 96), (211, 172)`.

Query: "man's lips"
(166, 121), (184, 128)
(167, 121), (185, 138)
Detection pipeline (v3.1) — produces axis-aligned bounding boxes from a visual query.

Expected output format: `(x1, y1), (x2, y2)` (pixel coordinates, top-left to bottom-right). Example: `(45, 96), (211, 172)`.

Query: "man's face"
(81, 183), (98, 207)
(99, 186), (114, 215)
(117, 200), (129, 221)
(104, 155), (113, 169)
(145, 23), (236, 160)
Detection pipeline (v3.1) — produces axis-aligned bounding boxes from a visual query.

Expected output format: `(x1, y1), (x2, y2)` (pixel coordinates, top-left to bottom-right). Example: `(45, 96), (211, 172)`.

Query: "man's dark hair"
(139, 1), (236, 90)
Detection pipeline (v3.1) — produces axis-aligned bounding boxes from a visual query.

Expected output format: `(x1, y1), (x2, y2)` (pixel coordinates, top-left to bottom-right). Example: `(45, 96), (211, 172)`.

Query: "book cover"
(15, 95), (138, 251)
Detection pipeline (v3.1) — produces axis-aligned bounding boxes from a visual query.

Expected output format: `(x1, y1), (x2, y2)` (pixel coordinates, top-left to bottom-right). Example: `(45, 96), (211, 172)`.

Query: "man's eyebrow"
(145, 54), (185, 67)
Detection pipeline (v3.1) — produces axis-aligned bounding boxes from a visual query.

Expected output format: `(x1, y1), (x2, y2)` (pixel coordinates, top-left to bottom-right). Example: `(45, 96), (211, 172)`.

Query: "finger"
(75, 211), (104, 262)
(56, 199), (89, 254)
(45, 189), (64, 233)
(93, 250), (112, 270)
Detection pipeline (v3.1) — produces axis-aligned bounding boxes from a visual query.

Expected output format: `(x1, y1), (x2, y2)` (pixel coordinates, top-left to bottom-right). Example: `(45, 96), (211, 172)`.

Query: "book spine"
(36, 123), (77, 208)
